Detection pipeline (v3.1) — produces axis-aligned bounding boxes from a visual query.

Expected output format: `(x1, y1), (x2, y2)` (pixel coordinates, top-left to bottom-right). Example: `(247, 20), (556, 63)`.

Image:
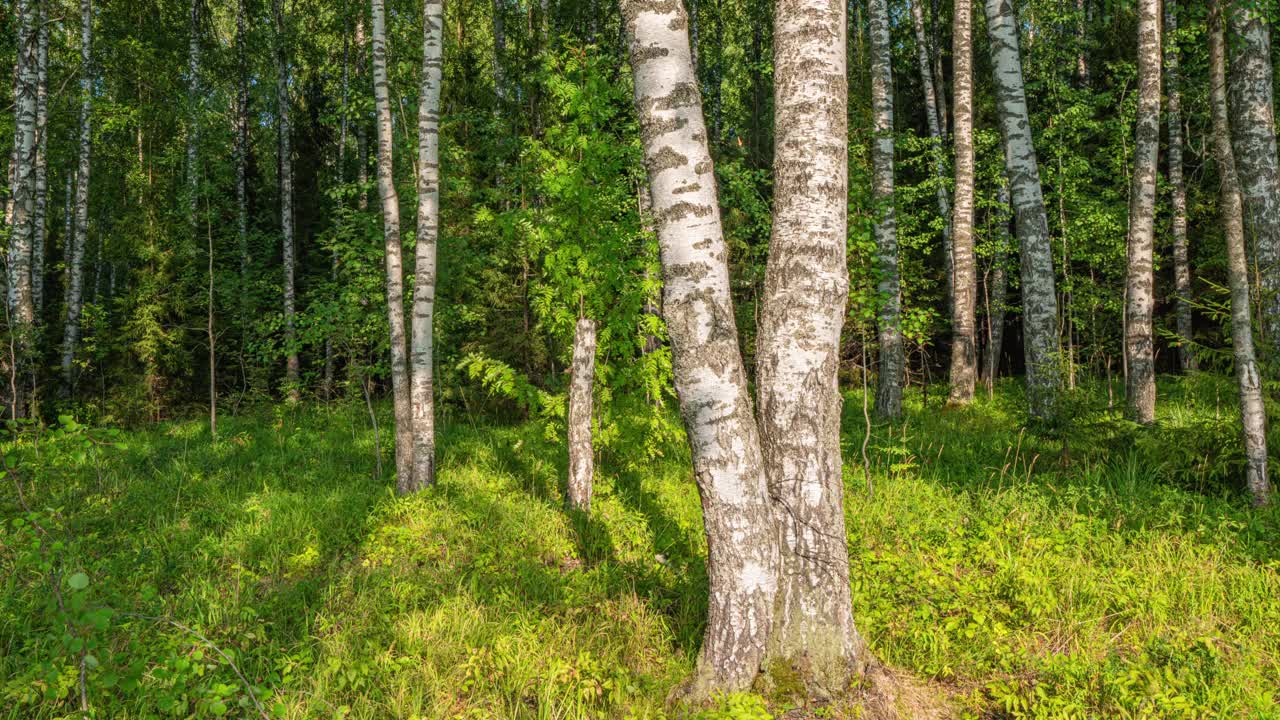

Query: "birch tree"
(275, 0), (300, 400)
(1210, 1), (1271, 506)
(566, 317), (596, 511)
(62, 0), (92, 392)
(870, 0), (904, 418)
(756, 0), (866, 695)
(410, 0), (444, 490)
(982, 183), (1011, 391)
(31, 6), (48, 319)
(948, 0), (977, 404)
(622, 0), (777, 697)
(910, 0), (952, 296)
(1227, 0), (1280, 351)
(236, 0), (250, 337)
(1125, 0), (1160, 425)
(372, 0), (415, 491)
(984, 0), (1060, 419)
(8, 0), (39, 345)
(1165, 0), (1194, 372)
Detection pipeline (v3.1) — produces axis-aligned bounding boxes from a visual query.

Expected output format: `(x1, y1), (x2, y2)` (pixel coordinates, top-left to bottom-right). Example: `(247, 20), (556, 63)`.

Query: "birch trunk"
(492, 0), (506, 105)
(623, 0), (777, 698)
(1166, 0), (1194, 372)
(910, 0), (952, 300)
(187, 0), (200, 229)
(870, 0), (903, 418)
(982, 183), (1010, 390)
(566, 317), (596, 512)
(410, 0), (444, 490)
(31, 5), (48, 320)
(984, 0), (1060, 419)
(62, 0), (92, 392)
(1075, 0), (1090, 85)
(236, 0), (250, 340)
(372, 0), (415, 492)
(948, 0), (976, 404)
(756, 0), (865, 695)
(1227, 0), (1280, 353)
(357, 18), (370, 213)
(1125, 0), (1160, 425)
(8, 0), (38, 342)
(275, 0), (300, 400)
(1210, 1), (1271, 506)
(326, 33), (351, 399)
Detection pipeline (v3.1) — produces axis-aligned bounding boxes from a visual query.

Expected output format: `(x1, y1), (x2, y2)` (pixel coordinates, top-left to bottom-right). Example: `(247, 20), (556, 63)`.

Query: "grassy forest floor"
(3, 376), (1280, 719)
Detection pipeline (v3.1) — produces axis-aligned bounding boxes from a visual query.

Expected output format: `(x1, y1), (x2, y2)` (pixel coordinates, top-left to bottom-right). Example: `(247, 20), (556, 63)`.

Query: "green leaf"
(67, 572), (90, 590)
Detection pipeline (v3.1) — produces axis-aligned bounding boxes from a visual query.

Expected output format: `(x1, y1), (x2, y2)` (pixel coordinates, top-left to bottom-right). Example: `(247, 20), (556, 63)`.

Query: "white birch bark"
(1166, 0), (1194, 372)
(948, 0), (976, 404)
(410, 0), (444, 490)
(756, 0), (865, 695)
(186, 0), (200, 229)
(984, 0), (1060, 419)
(8, 0), (39, 339)
(910, 0), (952, 295)
(236, 0), (250, 334)
(1211, 2), (1271, 506)
(870, 0), (903, 418)
(1227, 0), (1280, 353)
(275, 0), (300, 400)
(566, 317), (596, 512)
(372, 0), (416, 492)
(982, 183), (1011, 390)
(31, 5), (48, 320)
(1125, 0), (1160, 425)
(62, 0), (92, 391)
(622, 0), (777, 698)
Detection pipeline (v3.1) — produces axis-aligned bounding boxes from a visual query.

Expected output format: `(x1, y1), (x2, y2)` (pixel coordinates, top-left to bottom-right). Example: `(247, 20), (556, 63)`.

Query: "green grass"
(3, 376), (1279, 718)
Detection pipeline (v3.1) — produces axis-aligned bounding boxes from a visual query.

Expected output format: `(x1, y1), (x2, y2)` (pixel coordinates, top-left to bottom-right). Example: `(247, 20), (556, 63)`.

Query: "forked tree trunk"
(756, 0), (865, 697)
(62, 0), (92, 393)
(1227, 0), (1280, 353)
(275, 0), (300, 400)
(910, 0), (952, 296)
(566, 317), (596, 511)
(1125, 0), (1160, 425)
(372, 0), (415, 491)
(984, 0), (1060, 419)
(410, 0), (444, 490)
(948, 0), (977, 405)
(870, 0), (903, 418)
(982, 183), (1010, 391)
(622, 0), (777, 698)
(1210, 1), (1271, 506)
(1165, 0), (1194, 372)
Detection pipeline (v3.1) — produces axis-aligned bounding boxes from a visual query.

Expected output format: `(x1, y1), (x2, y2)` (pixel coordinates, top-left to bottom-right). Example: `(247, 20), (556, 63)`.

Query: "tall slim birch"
(910, 0), (952, 293)
(870, 0), (903, 418)
(1125, 0), (1160, 424)
(948, 0), (977, 404)
(1166, 0), (1194, 372)
(62, 0), (92, 391)
(236, 0), (250, 334)
(8, 0), (39, 339)
(31, 5), (48, 319)
(275, 0), (300, 400)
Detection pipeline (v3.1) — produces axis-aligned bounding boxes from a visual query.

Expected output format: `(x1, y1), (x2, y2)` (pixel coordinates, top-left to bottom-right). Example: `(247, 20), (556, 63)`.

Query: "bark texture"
(8, 0), (39, 342)
(1125, 0), (1160, 425)
(623, 0), (777, 698)
(31, 6), (48, 320)
(1165, 0), (1194, 372)
(372, 0), (415, 491)
(1211, 3), (1271, 507)
(984, 0), (1060, 419)
(948, 0), (976, 404)
(1227, 0), (1280, 353)
(757, 0), (864, 697)
(870, 0), (903, 418)
(275, 0), (300, 400)
(410, 0), (444, 490)
(910, 0), (952, 294)
(62, 0), (93, 392)
(566, 317), (596, 512)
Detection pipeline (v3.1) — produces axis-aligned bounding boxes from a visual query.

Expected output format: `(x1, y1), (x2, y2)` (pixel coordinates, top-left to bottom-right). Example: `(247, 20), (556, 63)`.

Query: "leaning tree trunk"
(982, 183), (1011, 391)
(1166, 0), (1194, 372)
(984, 0), (1060, 420)
(372, 0), (415, 492)
(31, 5), (48, 321)
(622, 0), (777, 699)
(1125, 0), (1160, 425)
(1210, 1), (1271, 507)
(8, 0), (39, 370)
(566, 317), (596, 512)
(948, 0), (977, 405)
(62, 0), (92, 393)
(410, 0), (443, 491)
(275, 0), (300, 400)
(910, 0), (952, 296)
(756, 0), (866, 698)
(1227, 0), (1280, 354)
(870, 0), (903, 418)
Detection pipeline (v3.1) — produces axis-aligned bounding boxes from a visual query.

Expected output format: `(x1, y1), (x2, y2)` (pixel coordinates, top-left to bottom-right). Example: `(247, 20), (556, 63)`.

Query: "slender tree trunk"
(623, 0), (777, 698)
(236, 0), (251, 352)
(8, 0), (39, 406)
(910, 0), (953, 300)
(1165, 0), (1194, 372)
(984, 0), (1060, 419)
(870, 0), (903, 418)
(31, 7), (47, 322)
(62, 0), (92, 394)
(1210, 1), (1271, 506)
(757, 0), (866, 696)
(1125, 0), (1160, 425)
(275, 0), (300, 400)
(326, 33), (351, 400)
(187, 0), (200, 231)
(1076, 0), (1090, 85)
(372, 0), (415, 491)
(948, 0), (976, 404)
(1227, 0), (1280, 353)
(410, 0), (444, 491)
(357, 18), (370, 213)
(982, 183), (1011, 391)
(566, 317), (596, 511)
(492, 0), (506, 105)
